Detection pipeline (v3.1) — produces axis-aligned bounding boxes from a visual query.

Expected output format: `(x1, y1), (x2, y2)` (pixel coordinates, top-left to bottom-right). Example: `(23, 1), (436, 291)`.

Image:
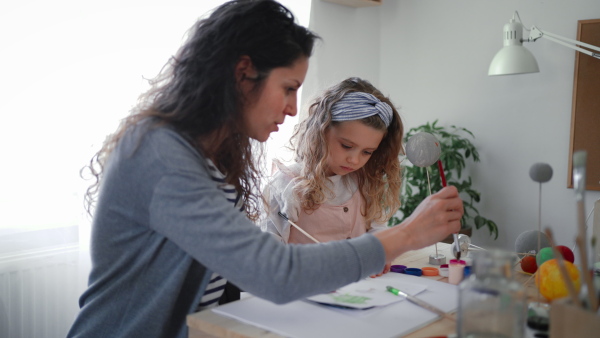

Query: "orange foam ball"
(535, 259), (581, 301)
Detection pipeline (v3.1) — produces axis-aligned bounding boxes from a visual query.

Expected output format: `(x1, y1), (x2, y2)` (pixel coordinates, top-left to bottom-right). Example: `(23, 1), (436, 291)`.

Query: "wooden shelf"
(321, 0), (382, 8)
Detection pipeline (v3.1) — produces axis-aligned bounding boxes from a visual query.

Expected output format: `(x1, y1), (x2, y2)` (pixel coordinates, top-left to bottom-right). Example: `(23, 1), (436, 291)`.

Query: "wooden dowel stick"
(576, 236), (598, 311)
(523, 271), (536, 287)
(438, 159), (460, 260)
(514, 256), (525, 267)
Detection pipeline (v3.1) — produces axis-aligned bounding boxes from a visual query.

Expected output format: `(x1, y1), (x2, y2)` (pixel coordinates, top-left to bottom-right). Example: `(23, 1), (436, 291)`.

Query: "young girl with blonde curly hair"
(261, 77), (404, 260)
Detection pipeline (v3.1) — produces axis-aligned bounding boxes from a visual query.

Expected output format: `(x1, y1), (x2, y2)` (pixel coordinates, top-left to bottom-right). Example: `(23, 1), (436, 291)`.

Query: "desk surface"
(187, 243), (542, 338)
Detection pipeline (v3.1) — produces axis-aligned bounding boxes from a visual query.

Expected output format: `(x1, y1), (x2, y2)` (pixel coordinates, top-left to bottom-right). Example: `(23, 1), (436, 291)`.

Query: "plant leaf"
(399, 120), (497, 239)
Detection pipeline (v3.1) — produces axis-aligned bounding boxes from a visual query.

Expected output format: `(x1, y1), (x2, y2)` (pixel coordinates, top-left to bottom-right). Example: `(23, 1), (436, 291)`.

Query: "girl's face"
(240, 57), (309, 142)
(324, 120), (385, 176)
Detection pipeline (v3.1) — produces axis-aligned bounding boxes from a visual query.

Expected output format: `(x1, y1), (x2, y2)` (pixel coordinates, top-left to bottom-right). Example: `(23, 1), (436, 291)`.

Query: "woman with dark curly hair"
(68, 1), (463, 337)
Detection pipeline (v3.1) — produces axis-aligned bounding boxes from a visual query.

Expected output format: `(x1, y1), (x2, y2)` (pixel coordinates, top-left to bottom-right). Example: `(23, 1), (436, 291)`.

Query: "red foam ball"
(521, 255), (538, 274)
(556, 245), (575, 263)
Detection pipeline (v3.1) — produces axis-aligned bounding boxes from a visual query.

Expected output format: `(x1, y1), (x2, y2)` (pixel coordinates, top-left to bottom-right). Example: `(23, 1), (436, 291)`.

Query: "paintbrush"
(277, 212), (320, 244)
(386, 286), (455, 321)
(572, 151), (598, 311)
(438, 159), (461, 260)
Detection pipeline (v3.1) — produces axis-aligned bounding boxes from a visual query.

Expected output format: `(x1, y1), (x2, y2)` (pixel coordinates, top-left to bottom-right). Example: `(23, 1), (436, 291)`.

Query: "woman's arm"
(144, 127), (462, 303)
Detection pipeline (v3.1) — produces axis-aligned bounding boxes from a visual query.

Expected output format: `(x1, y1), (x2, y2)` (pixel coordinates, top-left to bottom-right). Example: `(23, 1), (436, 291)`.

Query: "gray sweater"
(67, 121), (385, 338)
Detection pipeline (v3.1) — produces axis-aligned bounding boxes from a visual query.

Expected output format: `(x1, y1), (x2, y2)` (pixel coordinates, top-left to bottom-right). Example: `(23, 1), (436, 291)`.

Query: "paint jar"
(448, 259), (465, 285)
(439, 264), (449, 277)
(457, 250), (526, 338)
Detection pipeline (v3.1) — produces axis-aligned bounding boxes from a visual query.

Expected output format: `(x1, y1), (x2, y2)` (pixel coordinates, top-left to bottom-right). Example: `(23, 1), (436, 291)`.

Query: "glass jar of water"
(457, 249), (526, 338)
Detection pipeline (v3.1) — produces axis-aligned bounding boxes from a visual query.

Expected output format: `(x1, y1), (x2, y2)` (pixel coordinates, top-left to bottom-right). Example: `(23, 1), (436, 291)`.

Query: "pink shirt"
(289, 189), (367, 244)
(260, 161), (387, 244)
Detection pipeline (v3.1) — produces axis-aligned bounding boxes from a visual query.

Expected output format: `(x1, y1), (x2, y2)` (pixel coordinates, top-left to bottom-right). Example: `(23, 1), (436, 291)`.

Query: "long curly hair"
(290, 77), (404, 226)
(83, 0), (318, 222)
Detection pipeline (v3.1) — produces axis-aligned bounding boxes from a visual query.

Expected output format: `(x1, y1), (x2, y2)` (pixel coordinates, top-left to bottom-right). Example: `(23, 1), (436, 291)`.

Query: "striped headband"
(330, 92), (393, 127)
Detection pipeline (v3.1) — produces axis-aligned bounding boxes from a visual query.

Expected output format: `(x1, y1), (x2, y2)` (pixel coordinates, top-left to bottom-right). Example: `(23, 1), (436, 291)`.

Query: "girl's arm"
(260, 191), (290, 243)
(368, 221), (389, 233)
(260, 171), (301, 243)
(368, 222), (391, 277)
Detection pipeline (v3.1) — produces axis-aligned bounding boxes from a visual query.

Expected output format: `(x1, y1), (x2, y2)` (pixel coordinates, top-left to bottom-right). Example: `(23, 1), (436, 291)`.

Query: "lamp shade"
(489, 46), (539, 75)
(488, 20), (540, 76)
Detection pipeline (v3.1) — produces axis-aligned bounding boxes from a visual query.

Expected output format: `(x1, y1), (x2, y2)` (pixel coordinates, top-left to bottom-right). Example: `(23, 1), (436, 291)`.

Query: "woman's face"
(240, 57), (309, 142)
(324, 120), (385, 176)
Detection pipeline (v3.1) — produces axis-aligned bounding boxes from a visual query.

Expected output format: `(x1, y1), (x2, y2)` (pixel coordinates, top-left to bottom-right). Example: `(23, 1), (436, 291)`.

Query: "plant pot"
(441, 227), (472, 244)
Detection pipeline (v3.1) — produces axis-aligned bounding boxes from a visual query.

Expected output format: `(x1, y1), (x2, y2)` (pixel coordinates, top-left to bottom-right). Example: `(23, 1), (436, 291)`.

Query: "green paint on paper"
(330, 293), (371, 304)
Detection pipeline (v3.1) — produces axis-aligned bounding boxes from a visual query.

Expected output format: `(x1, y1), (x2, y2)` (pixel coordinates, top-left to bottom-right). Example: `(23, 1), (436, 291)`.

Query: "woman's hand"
(401, 185), (463, 248)
(375, 186), (463, 263)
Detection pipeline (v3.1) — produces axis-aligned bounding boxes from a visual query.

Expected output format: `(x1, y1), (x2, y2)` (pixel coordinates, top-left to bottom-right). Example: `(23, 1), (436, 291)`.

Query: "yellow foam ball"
(535, 258), (581, 301)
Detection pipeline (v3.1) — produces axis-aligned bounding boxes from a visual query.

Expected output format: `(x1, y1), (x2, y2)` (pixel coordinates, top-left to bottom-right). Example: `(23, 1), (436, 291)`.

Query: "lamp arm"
(528, 26), (600, 59)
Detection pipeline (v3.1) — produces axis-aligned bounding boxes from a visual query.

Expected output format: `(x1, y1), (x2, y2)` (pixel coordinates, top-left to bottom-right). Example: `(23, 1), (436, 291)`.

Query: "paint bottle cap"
(404, 268), (423, 277)
(390, 265), (407, 273)
(422, 267), (439, 276)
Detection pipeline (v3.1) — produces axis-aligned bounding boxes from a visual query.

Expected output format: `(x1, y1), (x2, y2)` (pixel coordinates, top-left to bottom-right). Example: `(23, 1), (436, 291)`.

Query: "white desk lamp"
(489, 11), (600, 76)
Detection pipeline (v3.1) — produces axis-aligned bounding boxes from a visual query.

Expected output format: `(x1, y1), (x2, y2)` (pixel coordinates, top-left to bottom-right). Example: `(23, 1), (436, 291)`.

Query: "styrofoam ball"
(529, 163), (553, 183)
(536, 247), (554, 267)
(556, 245), (575, 263)
(515, 230), (551, 255)
(521, 255), (538, 274)
(536, 259), (581, 301)
(405, 132), (441, 167)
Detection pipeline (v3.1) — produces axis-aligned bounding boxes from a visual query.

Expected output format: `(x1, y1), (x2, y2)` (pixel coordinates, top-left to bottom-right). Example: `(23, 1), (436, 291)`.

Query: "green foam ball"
(536, 247), (554, 267)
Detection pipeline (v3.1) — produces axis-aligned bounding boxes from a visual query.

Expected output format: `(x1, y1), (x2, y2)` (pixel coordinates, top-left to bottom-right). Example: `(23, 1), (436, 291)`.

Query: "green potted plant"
(388, 120), (499, 240)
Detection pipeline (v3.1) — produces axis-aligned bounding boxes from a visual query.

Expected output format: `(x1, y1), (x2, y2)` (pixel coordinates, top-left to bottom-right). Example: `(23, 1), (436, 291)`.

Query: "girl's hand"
(369, 263), (390, 278)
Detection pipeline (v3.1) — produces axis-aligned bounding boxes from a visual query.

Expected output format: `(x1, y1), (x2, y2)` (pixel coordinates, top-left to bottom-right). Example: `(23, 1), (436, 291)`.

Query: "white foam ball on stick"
(515, 230), (551, 254)
(405, 132), (441, 167)
(529, 163), (553, 183)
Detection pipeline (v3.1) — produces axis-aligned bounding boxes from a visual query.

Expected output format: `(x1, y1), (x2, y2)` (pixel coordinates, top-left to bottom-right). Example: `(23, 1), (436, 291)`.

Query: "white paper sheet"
(213, 273), (458, 338)
(305, 276), (426, 309)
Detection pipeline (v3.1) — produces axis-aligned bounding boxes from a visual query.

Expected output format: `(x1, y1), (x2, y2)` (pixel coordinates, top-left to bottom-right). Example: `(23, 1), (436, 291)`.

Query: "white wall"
(302, 0), (382, 116)
(307, 0), (600, 258)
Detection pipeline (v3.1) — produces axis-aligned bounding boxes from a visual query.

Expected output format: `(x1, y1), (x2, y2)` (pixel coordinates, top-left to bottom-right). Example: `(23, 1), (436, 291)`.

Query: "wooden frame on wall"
(567, 18), (600, 191)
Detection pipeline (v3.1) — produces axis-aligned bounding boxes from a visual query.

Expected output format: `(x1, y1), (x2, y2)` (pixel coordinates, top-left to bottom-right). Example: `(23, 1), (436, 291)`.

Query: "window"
(1, 0), (311, 241)
(0, 1), (311, 336)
